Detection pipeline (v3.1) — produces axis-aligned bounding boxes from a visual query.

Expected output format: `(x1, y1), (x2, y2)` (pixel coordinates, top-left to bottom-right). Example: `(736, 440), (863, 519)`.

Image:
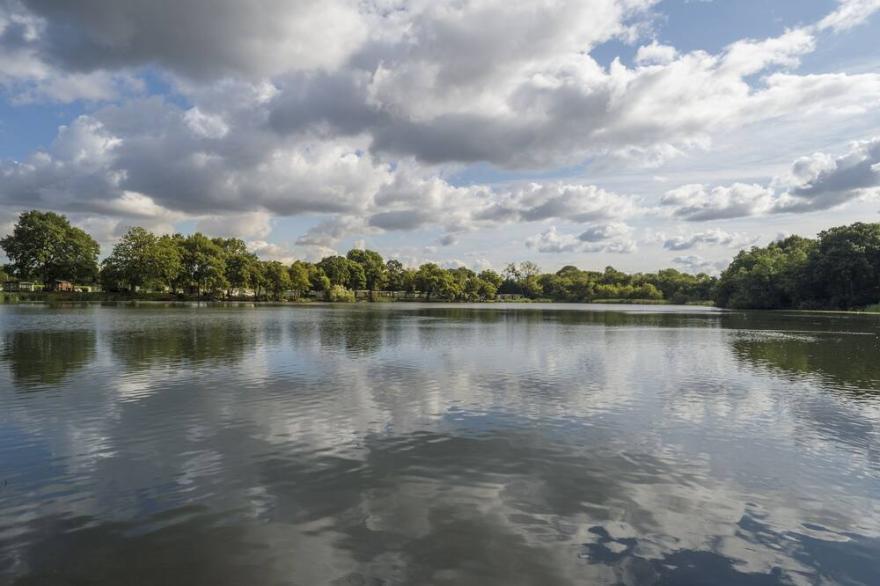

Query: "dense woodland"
(2, 210), (880, 310)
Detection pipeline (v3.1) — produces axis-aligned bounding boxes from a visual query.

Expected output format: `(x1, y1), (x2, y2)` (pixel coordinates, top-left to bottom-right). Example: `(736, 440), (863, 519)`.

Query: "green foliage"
(317, 256), (353, 287)
(180, 233), (228, 295)
(288, 261), (312, 298)
(0, 210), (99, 283)
(347, 262), (367, 290)
(101, 227), (182, 292)
(347, 249), (386, 290)
(263, 261), (291, 300)
(326, 284), (356, 302)
(716, 225), (880, 310)
(414, 263), (457, 300)
(214, 237), (258, 293)
(806, 223), (880, 308)
(386, 259), (417, 292)
(478, 269), (503, 289)
(43, 209), (880, 310)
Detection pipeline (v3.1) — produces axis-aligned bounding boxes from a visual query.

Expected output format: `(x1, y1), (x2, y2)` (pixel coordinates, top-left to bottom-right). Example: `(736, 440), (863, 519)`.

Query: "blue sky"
(1, 0), (879, 274)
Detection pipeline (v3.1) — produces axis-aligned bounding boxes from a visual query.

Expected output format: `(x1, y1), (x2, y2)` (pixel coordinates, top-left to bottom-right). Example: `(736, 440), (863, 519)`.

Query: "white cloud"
(661, 138), (880, 221)
(661, 183), (776, 221)
(672, 255), (728, 275)
(1, 0), (879, 268)
(817, 0), (880, 32)
(662, 229), (758, 251)
(635, 41), (678, 66)
(526, 225), (636, 254)
(196, 211), (273, 240)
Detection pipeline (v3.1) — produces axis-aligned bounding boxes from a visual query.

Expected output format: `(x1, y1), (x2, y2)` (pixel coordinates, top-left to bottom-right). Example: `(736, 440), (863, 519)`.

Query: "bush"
(326, 285), (355, 303)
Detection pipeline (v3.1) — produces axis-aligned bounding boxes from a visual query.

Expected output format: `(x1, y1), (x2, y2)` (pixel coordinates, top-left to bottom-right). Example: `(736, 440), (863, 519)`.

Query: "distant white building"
(3, 281), (38, 292)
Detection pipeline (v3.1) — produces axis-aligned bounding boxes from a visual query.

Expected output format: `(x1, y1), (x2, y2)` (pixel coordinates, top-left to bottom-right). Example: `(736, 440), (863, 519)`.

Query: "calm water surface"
(1, 303), (879, 585)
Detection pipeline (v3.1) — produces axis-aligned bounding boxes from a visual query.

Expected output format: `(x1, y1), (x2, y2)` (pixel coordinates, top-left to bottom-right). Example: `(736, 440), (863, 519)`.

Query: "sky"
(1, 0), (879, 275)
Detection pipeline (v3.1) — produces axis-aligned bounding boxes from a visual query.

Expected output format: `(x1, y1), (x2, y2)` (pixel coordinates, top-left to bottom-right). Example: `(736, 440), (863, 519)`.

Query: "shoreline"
(0, 291), (709, 306)
(4, 292), (880, 315)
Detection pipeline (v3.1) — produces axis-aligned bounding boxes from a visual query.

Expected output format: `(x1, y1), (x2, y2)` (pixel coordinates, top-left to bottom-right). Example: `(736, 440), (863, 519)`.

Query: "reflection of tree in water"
(108, 319), (257, 369)
(317, 309), (388, 355)
(409, 306), (714, 328)
(732, 332), (880, 394)
(1, 330), (96, 387)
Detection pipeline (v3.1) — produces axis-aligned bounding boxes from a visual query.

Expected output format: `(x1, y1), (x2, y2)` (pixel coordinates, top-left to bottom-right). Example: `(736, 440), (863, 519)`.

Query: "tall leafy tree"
(416, 263), (460, 301)
(807, 223), (880, 308)
(288, 261), (312, 299)
(478, 269), (503, 290)
(716, 236), (815, 309)
(180, 233), (228, 295)
(347, 249), (387, 292)
(0, 210), (99, 283)
(263, 261), (291, 300)
(317, 256), (352, 288)
(101, 227), (182, 292)
(213, 237), (258, 295)
(346, 262), (367, 291)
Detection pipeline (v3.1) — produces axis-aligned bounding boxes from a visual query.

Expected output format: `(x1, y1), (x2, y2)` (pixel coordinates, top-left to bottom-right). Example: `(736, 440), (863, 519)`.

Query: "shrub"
(326, 285), (355, 303)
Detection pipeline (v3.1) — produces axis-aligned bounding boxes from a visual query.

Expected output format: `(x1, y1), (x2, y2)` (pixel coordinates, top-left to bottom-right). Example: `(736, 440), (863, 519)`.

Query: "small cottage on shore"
(47, 280), (75, 292)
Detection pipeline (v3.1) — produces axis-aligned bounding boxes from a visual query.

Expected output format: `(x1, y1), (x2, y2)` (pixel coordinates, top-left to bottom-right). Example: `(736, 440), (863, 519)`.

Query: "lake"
(0, 303), (878, 585)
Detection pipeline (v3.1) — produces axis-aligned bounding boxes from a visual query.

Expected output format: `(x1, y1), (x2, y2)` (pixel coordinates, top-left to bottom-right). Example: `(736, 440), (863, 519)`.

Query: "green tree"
(386, 259), (417, 292)
(214, 238), (258, 296)
(250, 261), (268, 299)
(346, 262), (367, 291)
(386, 259), (406, 290)
(0, 210), (99, 284)
(317, 256), (352, 287)
(478, 269), (503, 290)
(288, 261), (312, 299)
(416, 263), (459, 300)
(180, 233), (228, 296)
(715, 236), (814, 309)
(302, 263), (330, 292)
(264, 261), (291, 300)
(347, 249), (387, 293)
(101, 227), (182, 292)
(807, 223), (880, 308)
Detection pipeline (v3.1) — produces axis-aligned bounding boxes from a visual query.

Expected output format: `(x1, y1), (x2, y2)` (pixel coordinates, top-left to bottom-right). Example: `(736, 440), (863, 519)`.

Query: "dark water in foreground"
(1, 303), (879, 585)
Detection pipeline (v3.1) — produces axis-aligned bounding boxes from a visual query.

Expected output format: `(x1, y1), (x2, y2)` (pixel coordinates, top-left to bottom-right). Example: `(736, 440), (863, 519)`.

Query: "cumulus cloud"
(662, 229), (759, 251)
(1, 0), (879, 263)
(635, 41), (678, 66)
(3, 1), (879, 149)
(196, 211), (273, 240)
(526, 224), (636, 254)
(672, 255), (729, 275)
(9, 0), (368, 79)
(780, 137), (880, 211)
(817, 0), (880, 32)
(662, 138), (880, 221)
(661, 183), (776, 221)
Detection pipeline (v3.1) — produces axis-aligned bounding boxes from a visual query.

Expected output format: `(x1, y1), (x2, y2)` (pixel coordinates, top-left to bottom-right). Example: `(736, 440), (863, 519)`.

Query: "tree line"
(715, 223), (880, 310)
(3, 210), (879, 309)
(0, 210), (717, 303)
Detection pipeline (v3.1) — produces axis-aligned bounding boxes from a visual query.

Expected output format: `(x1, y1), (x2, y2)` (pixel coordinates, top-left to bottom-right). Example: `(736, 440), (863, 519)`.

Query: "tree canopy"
(0, 211), (99, 283)
(716, 224), (880, 310)
(101, 227), (182, 292)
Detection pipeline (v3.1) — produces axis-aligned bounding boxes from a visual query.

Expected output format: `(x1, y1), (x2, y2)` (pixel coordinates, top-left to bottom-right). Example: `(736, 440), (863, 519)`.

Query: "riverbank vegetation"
(715, 223), (880, 310)
(2, 210), (880, 309)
